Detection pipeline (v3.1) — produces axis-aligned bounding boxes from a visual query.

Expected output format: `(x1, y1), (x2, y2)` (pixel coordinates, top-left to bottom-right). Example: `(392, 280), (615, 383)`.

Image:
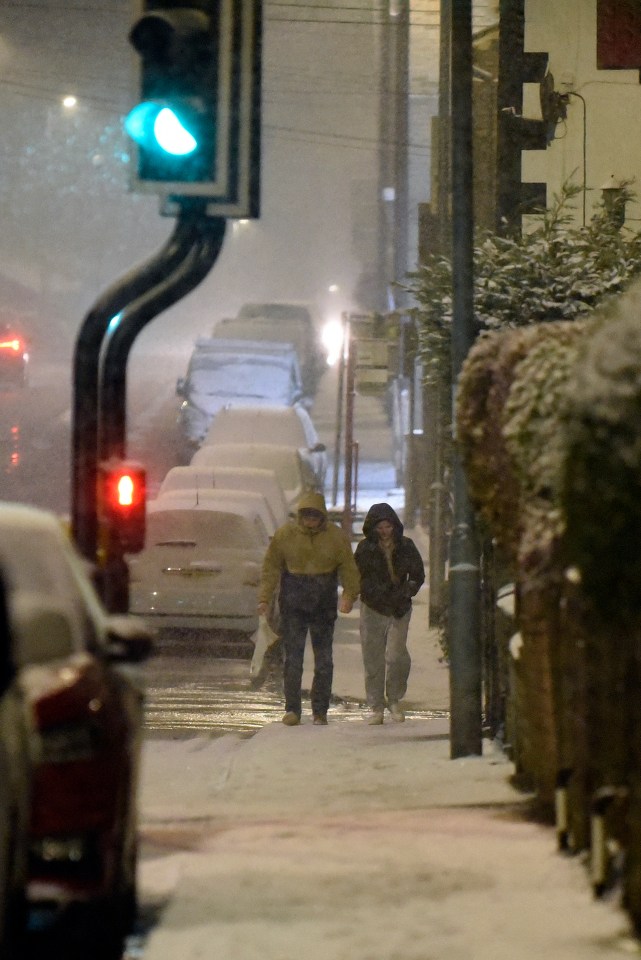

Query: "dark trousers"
(281, 610), (335, 717)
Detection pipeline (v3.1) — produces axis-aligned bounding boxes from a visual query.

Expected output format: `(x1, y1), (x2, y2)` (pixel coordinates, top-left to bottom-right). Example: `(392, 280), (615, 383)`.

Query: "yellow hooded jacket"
(258, 491), (360, 612)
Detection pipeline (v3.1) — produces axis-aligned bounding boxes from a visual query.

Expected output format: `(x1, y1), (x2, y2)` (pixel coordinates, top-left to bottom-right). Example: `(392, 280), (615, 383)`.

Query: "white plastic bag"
(249, 615), (280, 685)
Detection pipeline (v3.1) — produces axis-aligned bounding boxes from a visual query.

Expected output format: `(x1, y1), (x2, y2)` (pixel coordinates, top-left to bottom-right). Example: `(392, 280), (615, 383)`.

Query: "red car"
(0, 323), (28, 388)
(0, 503), (153, 959)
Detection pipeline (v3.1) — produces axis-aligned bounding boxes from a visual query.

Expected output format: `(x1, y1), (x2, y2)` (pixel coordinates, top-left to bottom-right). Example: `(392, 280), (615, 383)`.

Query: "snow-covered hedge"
(456, 278), (641, 859)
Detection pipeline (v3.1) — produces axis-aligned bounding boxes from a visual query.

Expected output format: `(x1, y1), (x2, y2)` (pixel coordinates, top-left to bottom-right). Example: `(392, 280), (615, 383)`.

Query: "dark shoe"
(313, 714), (328, 725)
(367, 711), (384, 725)
(282, 711), (301, 726)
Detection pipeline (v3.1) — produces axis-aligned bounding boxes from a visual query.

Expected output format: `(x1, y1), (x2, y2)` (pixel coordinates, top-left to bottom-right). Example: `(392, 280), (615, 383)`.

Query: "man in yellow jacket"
(258, 491), (360, 726)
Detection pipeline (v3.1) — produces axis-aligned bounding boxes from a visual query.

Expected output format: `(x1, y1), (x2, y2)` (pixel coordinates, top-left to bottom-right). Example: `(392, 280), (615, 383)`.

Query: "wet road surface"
(142, 631), (448, 738)
(143, 632), (286, 737)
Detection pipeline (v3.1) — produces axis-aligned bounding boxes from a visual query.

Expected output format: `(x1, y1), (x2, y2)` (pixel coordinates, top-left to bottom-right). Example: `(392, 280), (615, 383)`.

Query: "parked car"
(0, 322), (29, 388)
(152, 485), (277, 536)
(0, 567), (30, 959)
(129, 490), (272, 639)
(191, 442), (320, 510)
(157, 464), (289, 526)
(202, 404), (328, 489)
(176, 338), (304, 458)
(0, 502), (153, 960)
(215, 300), (326, 396)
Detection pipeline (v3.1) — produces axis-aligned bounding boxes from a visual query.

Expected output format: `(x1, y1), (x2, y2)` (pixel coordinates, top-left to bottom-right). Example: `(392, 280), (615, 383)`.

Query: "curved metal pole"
(72, 217), (201, 559)
(100, 217), (227, 463)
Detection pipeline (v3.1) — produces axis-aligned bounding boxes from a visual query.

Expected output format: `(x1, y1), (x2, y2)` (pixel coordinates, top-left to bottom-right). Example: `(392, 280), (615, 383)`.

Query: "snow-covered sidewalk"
(136, 535), (636, 958)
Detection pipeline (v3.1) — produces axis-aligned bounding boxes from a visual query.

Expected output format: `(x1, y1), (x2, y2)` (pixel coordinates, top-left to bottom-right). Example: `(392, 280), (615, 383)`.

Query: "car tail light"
(0, 337), (23, 353)
(26, 659), (128, 838)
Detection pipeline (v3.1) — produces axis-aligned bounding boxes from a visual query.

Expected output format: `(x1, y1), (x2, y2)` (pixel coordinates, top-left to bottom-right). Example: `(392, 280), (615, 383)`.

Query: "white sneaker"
(367, 711), (384, 725)
(388, 702), (405, 723)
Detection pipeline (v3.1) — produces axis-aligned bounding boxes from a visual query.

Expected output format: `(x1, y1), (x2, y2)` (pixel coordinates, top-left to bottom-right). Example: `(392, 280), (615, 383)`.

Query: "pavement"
(137, 522), (637, 959)
(135, 369), (638, 958)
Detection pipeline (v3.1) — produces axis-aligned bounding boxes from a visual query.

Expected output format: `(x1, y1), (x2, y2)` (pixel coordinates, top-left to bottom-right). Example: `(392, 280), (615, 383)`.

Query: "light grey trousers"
(359, 603), (412, 711)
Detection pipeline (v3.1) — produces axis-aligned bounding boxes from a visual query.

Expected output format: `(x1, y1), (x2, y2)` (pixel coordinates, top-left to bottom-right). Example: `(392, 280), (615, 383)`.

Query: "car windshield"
(207, 448), (301, 491)
(148, 510), (265, 550)
(208, 411), (309, 447)
(188, 359), (293, 401)
(0, 527), (95, 653)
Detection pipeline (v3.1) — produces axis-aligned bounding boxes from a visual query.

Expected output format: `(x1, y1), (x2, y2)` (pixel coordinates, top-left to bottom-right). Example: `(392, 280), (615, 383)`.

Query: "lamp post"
(448, 0), (482, 759)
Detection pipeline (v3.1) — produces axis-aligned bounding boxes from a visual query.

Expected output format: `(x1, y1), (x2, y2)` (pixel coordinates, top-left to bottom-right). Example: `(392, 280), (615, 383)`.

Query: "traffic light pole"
(99, 215), (226, 613)
(100, 215), (226, 463)
(72, 215), (203, 562)
(72, 207), (226, 616)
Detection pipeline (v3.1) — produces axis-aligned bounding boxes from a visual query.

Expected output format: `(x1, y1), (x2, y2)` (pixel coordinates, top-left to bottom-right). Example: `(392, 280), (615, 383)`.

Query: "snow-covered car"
(129, 491), (272, 638)
(152, 486), (278, 536)
(0, 503), (153, 960)
(191, 442), (320, 511)
(176, 338), (304, 458)
(157, 464), (289, 526)
(202, 404), (328, 490)
(213, 304), (326, 397)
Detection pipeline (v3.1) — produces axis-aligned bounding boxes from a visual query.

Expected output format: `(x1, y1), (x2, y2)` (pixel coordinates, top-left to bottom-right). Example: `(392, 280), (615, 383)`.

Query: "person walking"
(354, 502), (425, 725)
(257, 491), (360, 727)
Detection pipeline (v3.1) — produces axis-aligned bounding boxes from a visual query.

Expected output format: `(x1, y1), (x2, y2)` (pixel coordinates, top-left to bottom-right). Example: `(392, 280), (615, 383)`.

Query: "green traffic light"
(154, 107), (197, 156)
(125, 101), (198, 157)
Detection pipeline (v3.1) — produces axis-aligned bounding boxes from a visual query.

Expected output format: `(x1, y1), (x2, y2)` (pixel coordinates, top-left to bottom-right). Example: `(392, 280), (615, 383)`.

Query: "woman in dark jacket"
(354, 503), (425, 724)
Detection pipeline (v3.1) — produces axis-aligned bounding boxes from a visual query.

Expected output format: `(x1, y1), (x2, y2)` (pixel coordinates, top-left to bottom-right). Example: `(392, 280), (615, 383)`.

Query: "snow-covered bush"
(405, 181), (641, 393)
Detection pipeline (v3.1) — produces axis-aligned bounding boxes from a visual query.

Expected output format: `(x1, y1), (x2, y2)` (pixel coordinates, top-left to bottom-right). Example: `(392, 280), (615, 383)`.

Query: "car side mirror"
(176, 377), (186, 398)
(104, 615), (155, 663)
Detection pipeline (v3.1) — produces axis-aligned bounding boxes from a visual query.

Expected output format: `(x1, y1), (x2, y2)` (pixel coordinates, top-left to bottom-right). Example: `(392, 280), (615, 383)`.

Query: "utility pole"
(377, 0), (410, 312)
(448, 0), (483, 758)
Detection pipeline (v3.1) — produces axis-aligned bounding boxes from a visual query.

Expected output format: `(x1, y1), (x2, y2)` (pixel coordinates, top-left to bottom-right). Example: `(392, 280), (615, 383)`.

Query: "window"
(597, 0), (641, 69)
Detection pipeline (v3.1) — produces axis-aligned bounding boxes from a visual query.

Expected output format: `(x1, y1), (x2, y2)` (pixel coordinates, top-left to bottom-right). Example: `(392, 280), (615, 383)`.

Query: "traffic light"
(125, 4), (217, 185)
(99, 459), (147, 554)
(125, 0), (262, 217)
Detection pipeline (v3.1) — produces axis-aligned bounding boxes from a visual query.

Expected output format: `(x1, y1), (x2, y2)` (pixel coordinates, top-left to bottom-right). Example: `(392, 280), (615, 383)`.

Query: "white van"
(202, 405), (327, 490)
(176, 338), (304, 456)
(129, 491), (271, 637)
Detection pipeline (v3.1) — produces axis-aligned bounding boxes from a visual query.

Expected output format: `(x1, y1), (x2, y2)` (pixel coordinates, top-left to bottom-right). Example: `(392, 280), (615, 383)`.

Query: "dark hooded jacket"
(354, 503), (425, 619)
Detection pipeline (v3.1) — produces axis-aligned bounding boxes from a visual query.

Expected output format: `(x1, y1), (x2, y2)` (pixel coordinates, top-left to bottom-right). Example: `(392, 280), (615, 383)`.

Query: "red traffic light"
(115, 472), (136, 507)
(99, 460), (147, 553)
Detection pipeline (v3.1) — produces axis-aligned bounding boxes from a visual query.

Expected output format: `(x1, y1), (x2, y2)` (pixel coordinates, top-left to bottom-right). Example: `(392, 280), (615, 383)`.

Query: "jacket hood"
(362, 502), (403, 538)
(296, 490), (328, 517)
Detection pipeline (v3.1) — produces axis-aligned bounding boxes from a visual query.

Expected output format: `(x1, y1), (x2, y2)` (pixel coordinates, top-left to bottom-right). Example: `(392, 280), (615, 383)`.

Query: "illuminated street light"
(321, 318), (345, 367)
